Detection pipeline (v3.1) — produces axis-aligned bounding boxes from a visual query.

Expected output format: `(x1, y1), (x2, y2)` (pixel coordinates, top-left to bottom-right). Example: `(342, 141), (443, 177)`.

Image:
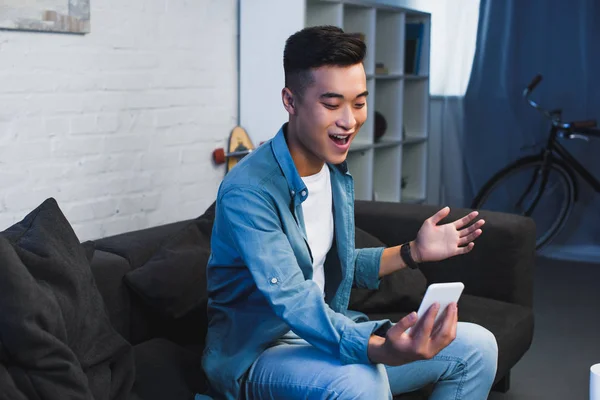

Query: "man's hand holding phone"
(368, 301), (458, 366)
(367, 282), (463, 366)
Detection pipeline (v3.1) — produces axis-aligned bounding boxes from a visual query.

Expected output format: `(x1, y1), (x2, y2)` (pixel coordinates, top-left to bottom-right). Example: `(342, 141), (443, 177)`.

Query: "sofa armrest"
(354, 201), (536, 308)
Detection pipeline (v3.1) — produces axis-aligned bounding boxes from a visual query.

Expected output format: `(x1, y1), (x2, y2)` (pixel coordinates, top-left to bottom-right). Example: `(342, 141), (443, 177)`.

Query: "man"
(203, 26), (498, 399)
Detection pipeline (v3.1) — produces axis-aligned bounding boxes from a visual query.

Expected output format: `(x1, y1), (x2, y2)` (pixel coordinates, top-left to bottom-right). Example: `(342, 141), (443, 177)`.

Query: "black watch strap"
(400, 242), (419, 269)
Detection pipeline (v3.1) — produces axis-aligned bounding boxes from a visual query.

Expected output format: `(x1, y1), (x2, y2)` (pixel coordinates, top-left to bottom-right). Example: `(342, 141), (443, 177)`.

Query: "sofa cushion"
(94, 220), (192, 270)
(0, 198), (134, 399)
(132, 338), (208, 400)
(366, 294), (534, 385)
(82, 240), (96, 262)
(90, 250), (134, 341)
(349, 227), (427, 313)
(94, 202), (216, 270)
(124, 222), (211, 319)
(93, 202), (216, 346)
(454, 294), (534, 383)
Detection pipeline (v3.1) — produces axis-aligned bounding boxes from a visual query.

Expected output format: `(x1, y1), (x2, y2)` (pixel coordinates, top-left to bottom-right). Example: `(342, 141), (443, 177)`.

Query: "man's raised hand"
(411, 207), (484, 263)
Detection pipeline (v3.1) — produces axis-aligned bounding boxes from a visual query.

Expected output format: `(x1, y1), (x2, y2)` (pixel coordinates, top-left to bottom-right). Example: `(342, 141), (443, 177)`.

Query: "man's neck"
(284, 122), (325, 177)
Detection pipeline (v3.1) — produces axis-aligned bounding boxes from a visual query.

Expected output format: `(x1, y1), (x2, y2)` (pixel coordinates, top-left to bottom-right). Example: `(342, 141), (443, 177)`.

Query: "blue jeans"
(243, 322), (498, 399)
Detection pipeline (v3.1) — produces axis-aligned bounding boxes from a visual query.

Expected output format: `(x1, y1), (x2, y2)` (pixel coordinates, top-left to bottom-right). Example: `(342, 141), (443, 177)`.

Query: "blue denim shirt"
(202, 124), (392, 399)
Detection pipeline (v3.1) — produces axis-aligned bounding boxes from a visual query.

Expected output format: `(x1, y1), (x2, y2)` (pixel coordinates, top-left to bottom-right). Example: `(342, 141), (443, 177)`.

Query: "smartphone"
(407, 282), (464, 333)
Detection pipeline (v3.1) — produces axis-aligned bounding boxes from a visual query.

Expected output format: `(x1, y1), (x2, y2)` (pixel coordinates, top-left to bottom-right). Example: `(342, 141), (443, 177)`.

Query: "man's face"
(286, 63), (368, 174)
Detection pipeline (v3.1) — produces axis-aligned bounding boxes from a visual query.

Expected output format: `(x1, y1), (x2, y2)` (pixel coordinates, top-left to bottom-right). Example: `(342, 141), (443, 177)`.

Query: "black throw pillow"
(0, 198), (134, 400)
(124, 222), (211, 319)
(195, 201), (216, 240)
(349, 227), (428, 313)
(81, 240), (96, 263)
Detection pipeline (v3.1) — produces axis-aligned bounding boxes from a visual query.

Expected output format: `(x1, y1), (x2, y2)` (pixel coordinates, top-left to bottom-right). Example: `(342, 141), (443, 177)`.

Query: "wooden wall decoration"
(0, 0), (90, 34)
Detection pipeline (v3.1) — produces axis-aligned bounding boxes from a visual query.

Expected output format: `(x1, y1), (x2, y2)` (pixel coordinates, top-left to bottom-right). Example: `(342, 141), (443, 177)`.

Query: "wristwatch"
(400, 242), (420, 269)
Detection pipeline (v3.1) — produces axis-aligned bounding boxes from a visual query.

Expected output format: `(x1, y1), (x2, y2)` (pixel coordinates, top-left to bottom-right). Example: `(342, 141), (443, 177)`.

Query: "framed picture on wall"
(0, 0), (90, 34)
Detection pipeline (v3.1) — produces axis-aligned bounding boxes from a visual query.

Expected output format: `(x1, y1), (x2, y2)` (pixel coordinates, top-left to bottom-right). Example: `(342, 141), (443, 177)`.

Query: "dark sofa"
(87, 199), (535, 400)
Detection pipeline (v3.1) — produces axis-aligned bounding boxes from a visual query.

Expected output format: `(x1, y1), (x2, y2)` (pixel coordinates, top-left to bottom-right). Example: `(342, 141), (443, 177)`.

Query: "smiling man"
(202, 26), (498, 400)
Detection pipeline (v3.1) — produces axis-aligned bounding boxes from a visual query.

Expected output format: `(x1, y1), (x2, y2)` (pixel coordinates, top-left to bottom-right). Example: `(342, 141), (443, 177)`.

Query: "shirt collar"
(271, 123), (350, 204)
(271, 124), (307, 204)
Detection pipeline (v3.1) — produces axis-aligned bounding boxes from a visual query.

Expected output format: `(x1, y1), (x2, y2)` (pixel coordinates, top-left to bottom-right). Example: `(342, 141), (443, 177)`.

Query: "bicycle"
(471, 74), (600, 250)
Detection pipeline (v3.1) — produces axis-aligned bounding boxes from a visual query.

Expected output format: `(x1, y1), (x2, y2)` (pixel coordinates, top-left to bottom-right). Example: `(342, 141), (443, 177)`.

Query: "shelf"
(374, 139), (402, 149)
(375, 79), (403, 141)
(240, 0), (432, 206)
(402, 142), (427, 201)
(375, 9), (405, 75)
(346, 149), (374, 201)
(349, 142), (373, 152)
(349, 137), (426, 153)
(301, 0), (431, 205)
(405, 16), (431, 76)
(405, 74), (429, 81)
(373, 146), (402, 202)
(403, 78), (428, 139)
(350, 141), (402, 153)
(402, 137), (427, 145)
(350, 139), (402, 153)
(374, 73), (403, 80)
(306, 0), (343, 27)
(343, 5), (376, 75)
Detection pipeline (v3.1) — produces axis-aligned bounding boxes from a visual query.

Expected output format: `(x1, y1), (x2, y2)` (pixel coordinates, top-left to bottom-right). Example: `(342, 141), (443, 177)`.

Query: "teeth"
(331, 134), (348, 140)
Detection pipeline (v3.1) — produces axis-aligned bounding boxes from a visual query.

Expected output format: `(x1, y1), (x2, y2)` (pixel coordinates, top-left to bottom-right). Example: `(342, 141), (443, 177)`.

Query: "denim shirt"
(202, 124), (392, 400)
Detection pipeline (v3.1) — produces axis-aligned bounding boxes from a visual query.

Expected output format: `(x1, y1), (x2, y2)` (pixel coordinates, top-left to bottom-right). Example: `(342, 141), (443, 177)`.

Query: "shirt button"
(301, 190), (307, 197)
(291, 190), (295, 196)
(270, 277), (278, 284)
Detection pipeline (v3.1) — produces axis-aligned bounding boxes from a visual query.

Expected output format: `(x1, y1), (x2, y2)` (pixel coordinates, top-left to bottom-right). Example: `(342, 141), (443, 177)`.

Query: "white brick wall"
(0, 0), (237, 240)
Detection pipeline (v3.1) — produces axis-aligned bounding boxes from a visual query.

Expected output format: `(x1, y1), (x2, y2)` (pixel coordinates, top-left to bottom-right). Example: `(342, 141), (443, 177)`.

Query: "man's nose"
(337, 105), (356, 131)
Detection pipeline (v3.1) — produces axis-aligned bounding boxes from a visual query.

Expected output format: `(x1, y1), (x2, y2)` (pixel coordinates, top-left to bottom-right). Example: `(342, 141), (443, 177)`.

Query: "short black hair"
(283, 25), (366, 99)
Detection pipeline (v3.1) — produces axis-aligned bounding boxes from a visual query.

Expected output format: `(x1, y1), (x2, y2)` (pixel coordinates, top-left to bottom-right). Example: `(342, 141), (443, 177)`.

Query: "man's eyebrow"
(320, 90), (369, 100)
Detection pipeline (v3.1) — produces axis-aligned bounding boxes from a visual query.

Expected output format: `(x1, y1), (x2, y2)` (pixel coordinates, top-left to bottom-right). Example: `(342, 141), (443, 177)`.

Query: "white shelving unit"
(239, 0), (430, 204)
(306, 0), (431, 203)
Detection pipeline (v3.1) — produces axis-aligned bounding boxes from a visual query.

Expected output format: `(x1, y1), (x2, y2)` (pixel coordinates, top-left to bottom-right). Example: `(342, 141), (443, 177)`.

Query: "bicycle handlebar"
(527, 74), (543, 92)
(575, 126), (600, 137)
(522, 74), (558, 123)
(523, 74), (598, 134)
(570, 119), (597, 129)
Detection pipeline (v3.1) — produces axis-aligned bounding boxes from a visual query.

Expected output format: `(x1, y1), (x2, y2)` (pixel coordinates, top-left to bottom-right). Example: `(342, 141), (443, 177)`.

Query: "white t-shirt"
(301, 164), (334, 297)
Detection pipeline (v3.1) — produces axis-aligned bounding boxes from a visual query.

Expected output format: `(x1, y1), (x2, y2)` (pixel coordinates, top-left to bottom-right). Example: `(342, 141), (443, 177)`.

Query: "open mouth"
(329, 134), (350, 146)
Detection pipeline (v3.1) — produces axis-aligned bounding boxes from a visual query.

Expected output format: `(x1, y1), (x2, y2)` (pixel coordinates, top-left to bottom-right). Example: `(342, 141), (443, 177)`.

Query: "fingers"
(458, 219), (485, 238)
(428, 207), (451, 225)
(410, 303), (439, 340)
(431, 303), (450, 337)
(431, 303), (458, 344)
(458, 229), (482, 246)
(453, 211), (479, 229)
(457, 242), (475, 254)
(388, 312), (417, 339)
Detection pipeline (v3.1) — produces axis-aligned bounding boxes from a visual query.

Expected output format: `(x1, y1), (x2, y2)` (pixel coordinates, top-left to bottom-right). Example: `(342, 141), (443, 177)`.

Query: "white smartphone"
(407, 282), (464, 333)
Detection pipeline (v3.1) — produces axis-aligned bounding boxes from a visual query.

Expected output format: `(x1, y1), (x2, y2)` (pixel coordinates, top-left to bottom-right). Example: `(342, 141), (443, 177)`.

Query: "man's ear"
(282, 87), (297, 115)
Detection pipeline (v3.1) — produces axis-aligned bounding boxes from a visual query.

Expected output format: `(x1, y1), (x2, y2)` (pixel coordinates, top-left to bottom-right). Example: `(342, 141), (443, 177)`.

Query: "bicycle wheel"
(471, 156), (575, 250)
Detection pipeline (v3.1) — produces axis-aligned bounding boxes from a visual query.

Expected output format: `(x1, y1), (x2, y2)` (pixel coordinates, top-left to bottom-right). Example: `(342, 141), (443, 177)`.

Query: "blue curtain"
(462, 0), (600, 260)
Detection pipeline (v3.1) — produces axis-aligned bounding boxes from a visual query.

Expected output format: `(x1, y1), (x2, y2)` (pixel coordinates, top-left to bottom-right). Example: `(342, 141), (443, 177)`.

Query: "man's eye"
(322, 103), (339, 110)
(355, 103), (366, 109)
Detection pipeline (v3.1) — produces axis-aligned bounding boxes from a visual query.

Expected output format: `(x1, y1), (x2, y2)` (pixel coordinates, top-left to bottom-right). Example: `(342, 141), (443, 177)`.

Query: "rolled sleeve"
(339, 319), (392, 364)
(353, 247), (385, 290)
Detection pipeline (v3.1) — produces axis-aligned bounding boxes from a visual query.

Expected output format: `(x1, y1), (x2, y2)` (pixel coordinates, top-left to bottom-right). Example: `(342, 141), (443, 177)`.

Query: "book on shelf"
(405, 22), (424, 75)
(375, 62), (388, 75)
